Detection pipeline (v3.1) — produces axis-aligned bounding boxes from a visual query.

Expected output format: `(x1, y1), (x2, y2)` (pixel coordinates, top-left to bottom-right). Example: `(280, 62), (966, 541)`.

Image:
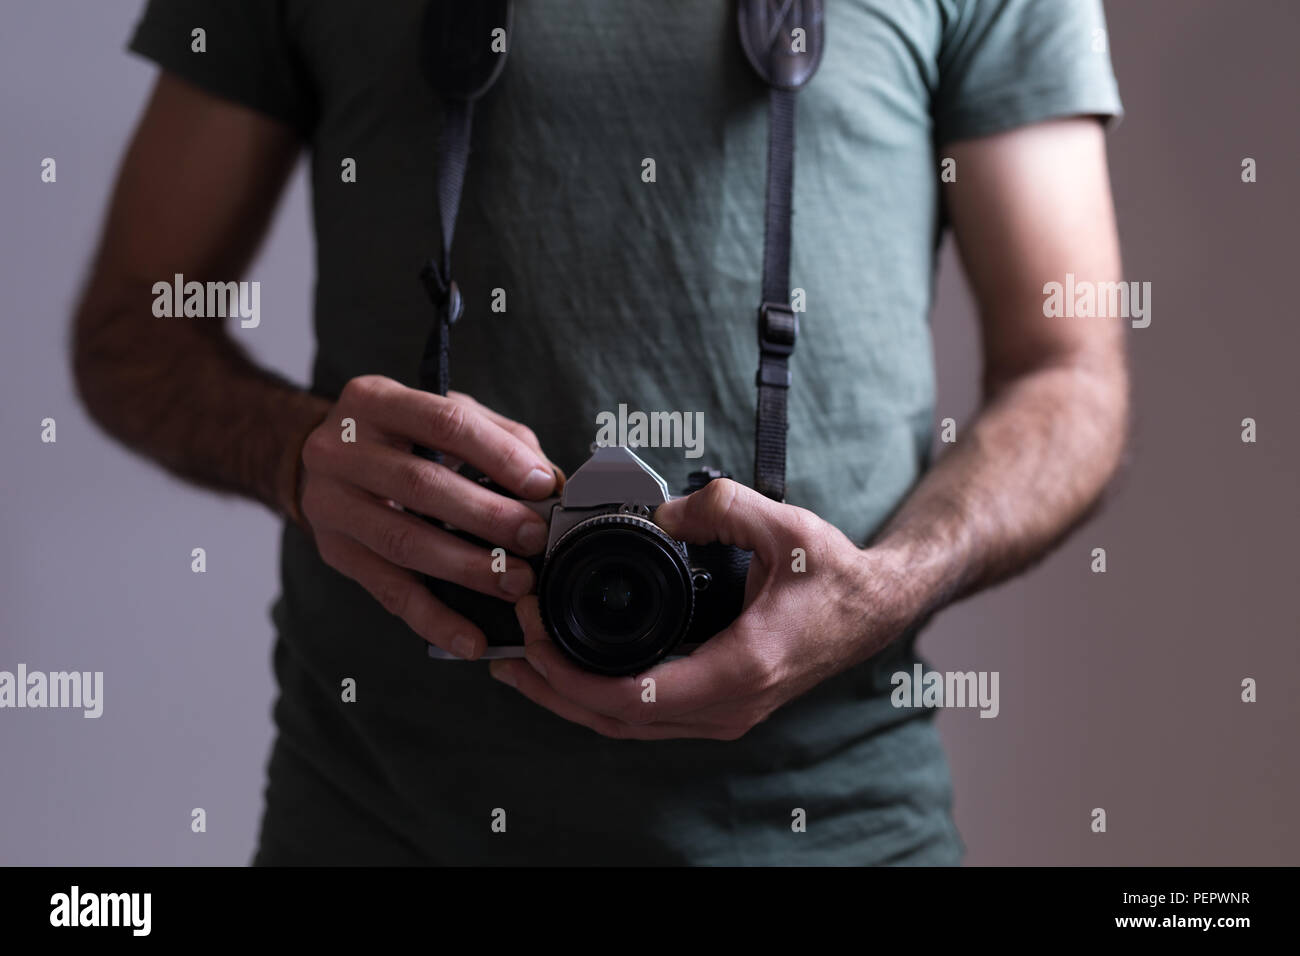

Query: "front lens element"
(538, 515), (693, 674)
(573, 560), (659, 645)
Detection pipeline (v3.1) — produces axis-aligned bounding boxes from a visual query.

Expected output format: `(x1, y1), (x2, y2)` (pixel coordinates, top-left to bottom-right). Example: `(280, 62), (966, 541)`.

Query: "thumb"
(653, 478), (782, 555)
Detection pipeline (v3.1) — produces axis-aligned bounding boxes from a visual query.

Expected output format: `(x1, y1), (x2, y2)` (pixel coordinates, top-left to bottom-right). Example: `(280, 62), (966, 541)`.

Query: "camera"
(426, 445), (751, 675)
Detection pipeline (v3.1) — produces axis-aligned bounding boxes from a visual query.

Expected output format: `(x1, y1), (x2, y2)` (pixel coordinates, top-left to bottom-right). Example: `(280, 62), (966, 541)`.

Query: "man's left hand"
(489, 478), (912, 740)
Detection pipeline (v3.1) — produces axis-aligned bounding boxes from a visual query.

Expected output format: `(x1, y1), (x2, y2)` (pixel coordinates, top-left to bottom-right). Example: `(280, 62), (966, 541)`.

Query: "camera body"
(427, 445), (750, 675)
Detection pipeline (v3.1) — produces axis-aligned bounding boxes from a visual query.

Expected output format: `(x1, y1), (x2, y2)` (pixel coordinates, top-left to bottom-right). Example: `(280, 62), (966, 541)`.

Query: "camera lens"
(538, 514), (694, 675)
(575, 561), (654, 643)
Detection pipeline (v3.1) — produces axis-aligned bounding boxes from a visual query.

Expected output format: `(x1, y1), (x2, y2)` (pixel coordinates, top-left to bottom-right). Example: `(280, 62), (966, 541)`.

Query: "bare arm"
(71, 73), (328, 522)
(74, 73), (564, 659)
(872, 116), (1129, 624)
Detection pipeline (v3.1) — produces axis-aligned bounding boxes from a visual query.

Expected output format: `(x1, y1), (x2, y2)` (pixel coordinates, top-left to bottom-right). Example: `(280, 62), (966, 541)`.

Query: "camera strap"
(415, 0), (515, 464)
(417, 0), (824, 500)
(739, 0), (825, 501)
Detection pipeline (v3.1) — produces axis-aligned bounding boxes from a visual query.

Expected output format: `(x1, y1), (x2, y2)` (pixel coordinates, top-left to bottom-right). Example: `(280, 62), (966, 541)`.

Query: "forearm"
(870, 353), (1129, 629)
(72, 281), (330, 524)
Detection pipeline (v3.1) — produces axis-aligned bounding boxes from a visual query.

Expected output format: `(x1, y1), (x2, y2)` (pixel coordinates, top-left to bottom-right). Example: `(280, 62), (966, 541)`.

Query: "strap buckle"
(758, 301), (798, 357)
(419, 260), (464, 325)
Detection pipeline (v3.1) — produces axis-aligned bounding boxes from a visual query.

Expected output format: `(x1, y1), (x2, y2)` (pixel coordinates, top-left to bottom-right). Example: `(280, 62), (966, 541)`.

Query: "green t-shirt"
(130, 0), (1121, 864)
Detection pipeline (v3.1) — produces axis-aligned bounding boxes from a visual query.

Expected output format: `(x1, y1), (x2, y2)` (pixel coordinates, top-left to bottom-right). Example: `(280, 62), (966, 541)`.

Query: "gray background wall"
(1, 0), (1296, 865)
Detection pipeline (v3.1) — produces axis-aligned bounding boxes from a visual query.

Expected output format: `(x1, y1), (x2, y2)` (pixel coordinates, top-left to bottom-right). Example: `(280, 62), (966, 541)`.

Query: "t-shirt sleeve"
(934, 0), (1123, 146)
(127, 0), (316, 136)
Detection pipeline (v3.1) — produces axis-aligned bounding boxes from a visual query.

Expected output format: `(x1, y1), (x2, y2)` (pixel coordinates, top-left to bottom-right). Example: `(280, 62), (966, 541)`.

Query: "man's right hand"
(70, 73), (557, 662)
(297, 375), (560, 660)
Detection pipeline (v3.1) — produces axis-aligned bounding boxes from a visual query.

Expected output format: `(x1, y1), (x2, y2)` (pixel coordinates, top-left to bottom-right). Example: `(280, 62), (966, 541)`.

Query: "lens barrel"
(537, 512), (694, 675)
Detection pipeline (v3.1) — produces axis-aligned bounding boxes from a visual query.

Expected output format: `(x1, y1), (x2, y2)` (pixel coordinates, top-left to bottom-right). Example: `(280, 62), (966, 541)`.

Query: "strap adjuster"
(419, 261), (464, 325)
(758, 302), (798, 356)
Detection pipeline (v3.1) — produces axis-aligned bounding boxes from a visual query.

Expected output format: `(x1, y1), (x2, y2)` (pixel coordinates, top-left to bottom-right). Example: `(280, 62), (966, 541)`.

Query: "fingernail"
(500, 567), (533, 598)
(525, 650), (547, 680)
(517, 520), (548, 554)
(489, 660), (516, 687)
(521, 467), (555, 498)
(451, 634), (478, 660)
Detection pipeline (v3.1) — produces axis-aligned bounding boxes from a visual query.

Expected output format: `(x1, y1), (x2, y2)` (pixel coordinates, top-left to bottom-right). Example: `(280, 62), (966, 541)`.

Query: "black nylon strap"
(760, 88), (796, 306)
(435, 100), (472, 284)
(740, 0), (824, 502)
(419, 98), (472, 399)
(415, 0), (513, 466)
(415, 99), (473, 466)
(754, 87), (799, 501)
(418, 99), (472, 399)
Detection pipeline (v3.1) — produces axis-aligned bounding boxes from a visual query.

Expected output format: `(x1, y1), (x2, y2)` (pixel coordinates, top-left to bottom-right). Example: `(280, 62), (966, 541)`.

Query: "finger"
(325, 442), (551, 555)
(515, 595), (761, 723)
(356, 379), (557, 499)
(515, 596), (648, 721)
(445, 391), (541, 453)
(314, 529), (486, 659)
(513, 597), (727, 724)
(319, 483), (537, 600)
(653, 478), (783, 554)
(516, 593), (549, 646)
(447, 391), (567, 492)
(488, 659), (628, 737)
(488, 660), (722, 741)
(630, 632), (770, 721)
